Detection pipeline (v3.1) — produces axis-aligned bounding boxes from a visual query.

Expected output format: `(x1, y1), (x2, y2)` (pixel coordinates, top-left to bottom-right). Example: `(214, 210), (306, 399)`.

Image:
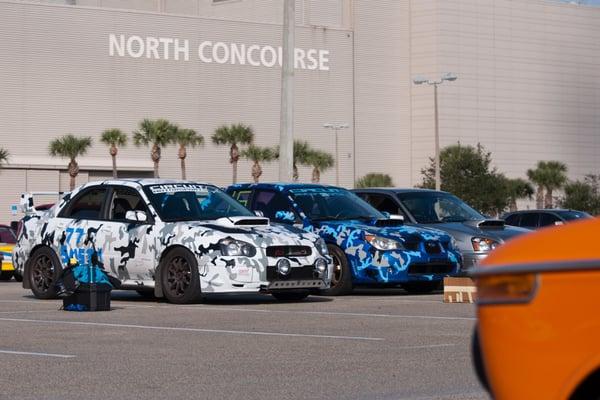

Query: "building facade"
(0, 0), (599, 222)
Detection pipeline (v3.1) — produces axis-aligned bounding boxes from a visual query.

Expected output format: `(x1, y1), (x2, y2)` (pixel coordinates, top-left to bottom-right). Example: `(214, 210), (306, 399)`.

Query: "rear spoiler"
(19, 192), (65, 215)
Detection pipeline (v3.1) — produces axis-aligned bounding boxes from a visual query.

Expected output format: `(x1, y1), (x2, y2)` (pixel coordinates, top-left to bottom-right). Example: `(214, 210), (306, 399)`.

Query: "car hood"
(313, 219), (452, 243)
(164, 218), (319, 249)
(418, 221), (530, 244)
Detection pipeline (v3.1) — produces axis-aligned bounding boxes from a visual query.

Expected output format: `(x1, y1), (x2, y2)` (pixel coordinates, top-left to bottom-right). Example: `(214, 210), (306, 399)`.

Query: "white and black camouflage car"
(13, 179), (331, 303)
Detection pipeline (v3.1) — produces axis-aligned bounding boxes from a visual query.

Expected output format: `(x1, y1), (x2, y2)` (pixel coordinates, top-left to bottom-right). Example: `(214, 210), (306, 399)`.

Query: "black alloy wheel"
(160, 248), (203, 304)
(28, 247), (61, 299)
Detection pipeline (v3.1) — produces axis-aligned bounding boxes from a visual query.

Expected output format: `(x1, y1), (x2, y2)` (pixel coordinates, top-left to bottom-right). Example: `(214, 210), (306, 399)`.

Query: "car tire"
(319, 244), (353, 296)
(271, 290), (310, 302)
(0, 271), (14, 281)
(402, 281), (440, 294)
(471, 329), (490, 392)
(160, 247), (203, 304)
(28, 247), (61, 299)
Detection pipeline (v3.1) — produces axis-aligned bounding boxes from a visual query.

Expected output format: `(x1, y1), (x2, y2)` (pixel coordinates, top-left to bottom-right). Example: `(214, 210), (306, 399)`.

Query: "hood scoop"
(374, 218), (404, 227)
(215, 216), (270, 227)
(464, 219), (505, 230)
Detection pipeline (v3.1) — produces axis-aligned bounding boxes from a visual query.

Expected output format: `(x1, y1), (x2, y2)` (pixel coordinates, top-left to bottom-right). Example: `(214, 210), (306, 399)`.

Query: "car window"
(0, 227), (16, 244)
(396, 192), (484, 224)
(519, 213), (539, 229)
(539, 213), (560, 227)
(556, 210), (591, 221)
(109, 187), (150, 222)
(361, 193), (407, 218)
(252, 190), (298, 222)
(290, 187), (383, 221)
(61, 188), (107, 220)
(230, 189), (252, 208)
(504, 214), (521, 226)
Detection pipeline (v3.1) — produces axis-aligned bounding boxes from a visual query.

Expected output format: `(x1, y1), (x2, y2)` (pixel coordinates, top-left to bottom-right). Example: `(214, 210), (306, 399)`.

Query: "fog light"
(277, 259), (291, 276)
(315, 258), (328, 274)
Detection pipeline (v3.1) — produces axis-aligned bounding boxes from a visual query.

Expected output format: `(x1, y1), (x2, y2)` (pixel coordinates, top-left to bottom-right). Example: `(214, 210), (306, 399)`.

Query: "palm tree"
(100, 128), (127, 179)
(355, 173), (394, 189)
(505, 178), (534, 212)
(306, 150), (334, 183)
(133, 119), (177, 178)
(541, 161), (568, 209)
(528, 161), (568, 209)
(174, 128), (204, 180)
(0, 148), (9, 166)
(292, 140), (312, 182)
(241, 145), (276, 183)
(211, 123), (254, 184)
(49, 134), (92, 190)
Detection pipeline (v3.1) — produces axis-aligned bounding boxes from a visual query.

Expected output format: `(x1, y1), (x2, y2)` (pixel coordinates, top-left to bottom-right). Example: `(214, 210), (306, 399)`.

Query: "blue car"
(226, 183), (462, 295)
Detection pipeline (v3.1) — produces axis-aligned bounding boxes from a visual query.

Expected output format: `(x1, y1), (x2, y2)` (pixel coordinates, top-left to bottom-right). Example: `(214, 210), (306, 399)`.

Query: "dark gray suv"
(502, 209), (591, 230)
(353, 188), (530, 272)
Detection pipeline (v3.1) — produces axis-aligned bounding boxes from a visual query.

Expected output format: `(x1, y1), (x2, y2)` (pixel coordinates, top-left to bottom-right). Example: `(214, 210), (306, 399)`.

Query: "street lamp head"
(323, 123), (349, 129)
(441, 72), (458, 82)
(413, 76), (428, 85)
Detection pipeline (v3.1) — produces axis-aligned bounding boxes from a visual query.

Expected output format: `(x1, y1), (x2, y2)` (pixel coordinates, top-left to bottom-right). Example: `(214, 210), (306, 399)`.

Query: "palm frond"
(49, 134), (93, 159)
(101, 128), (127, 146)
(176, 128), (204, 147)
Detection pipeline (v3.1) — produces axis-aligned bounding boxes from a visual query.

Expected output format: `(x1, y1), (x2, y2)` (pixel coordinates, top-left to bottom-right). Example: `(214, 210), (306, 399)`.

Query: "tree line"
(0, 119), (335, 191)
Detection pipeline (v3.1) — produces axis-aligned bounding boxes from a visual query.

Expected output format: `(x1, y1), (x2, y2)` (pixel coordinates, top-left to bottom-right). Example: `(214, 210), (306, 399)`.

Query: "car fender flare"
(22, 245), (62, 290)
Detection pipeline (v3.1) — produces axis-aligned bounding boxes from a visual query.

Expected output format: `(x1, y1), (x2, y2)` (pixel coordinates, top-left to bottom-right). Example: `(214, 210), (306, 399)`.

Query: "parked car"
(472, 217), (600, 399)
(226, 183), (461, 295)
(353, 188), (530, 272)
(14, 180), (331, 303)
(502, 209), (592, 230)
(0, 224), (17, 281)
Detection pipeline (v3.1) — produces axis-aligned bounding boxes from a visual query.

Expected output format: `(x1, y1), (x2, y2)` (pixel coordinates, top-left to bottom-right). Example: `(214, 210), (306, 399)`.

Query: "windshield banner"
(148, 184), (210, 194)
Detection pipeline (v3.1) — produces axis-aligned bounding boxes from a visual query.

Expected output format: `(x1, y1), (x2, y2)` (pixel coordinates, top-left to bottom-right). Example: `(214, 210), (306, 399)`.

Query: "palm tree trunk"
(312, 168), (320, 183)
(179, 145), (187, 180)
(535, 186), (544, 209)
(544, 189), (553, 209)
(230, 143), (239, 184)
(68, 159), (79, 191)
(110, 144), (118, 179)
(151, 144), (161, 178)
(293, 164), (299, 182)
(251, 161), (262, 183)
(509, 199), (517, 212)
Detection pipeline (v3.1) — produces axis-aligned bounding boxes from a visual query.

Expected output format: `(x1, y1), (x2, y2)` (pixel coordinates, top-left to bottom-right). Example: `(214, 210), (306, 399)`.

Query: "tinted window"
(556, 210), (592, 221)
(62, 188), (107, 220)
(0, 227), (16, 244)
(109, 187), (149, 222)
(360, 193), (406, 218)
(504, 214), (521, 226)
(230, 190), (253, 208)
(396, 192), (484, 224)
(144, 184), (253, 222)
(519, 213), (539, 229)
(252, 190), (298, 222)
(289, 187), (383, 221)
(539, 213), (561, 227)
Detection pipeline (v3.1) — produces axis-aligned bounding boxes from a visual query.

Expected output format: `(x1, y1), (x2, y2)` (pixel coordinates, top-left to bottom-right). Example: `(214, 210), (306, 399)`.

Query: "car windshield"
(556, 210), (592, 221)
(289, 187), (384, 221)
(396, 192), (485, 224)
(144, 183), (254, 222)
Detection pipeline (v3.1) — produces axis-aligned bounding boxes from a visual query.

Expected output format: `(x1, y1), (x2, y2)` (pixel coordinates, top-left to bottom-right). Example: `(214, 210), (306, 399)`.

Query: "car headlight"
(315, 238), (329, 256)
(365, 234), (405, 251)
(219, 238), (257, 257)
(471, 237), (499, 252)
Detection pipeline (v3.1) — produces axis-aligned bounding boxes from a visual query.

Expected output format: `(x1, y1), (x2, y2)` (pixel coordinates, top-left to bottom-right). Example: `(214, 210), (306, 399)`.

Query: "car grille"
(267, 265), (319, 281)
(408, 263), (454, 275)
(266, 246), (312, 257)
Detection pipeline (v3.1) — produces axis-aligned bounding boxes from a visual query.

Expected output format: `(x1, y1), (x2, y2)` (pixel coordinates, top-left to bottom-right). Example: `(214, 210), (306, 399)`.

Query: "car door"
(53, 186), (109, 267)
(102, 186), (156, 283)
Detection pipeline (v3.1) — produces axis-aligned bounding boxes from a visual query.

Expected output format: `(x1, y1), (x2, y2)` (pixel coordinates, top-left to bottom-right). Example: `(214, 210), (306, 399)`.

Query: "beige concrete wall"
(410, 0), (600, 187)
(0, 1), (354, 222)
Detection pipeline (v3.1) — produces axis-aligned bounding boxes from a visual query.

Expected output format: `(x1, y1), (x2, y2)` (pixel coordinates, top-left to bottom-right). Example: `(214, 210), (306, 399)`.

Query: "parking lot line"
(0, 349), (76, 358)
(113, 303), (476, 321)
(0, 317), (385, 341)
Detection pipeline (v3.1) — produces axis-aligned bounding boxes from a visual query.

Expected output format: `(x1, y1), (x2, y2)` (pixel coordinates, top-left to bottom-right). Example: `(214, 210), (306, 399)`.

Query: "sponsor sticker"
(148, 184), (210, 194)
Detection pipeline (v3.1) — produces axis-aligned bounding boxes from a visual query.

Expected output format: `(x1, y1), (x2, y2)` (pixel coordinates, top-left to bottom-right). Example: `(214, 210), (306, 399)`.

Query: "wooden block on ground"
(443, 277), (477, 303)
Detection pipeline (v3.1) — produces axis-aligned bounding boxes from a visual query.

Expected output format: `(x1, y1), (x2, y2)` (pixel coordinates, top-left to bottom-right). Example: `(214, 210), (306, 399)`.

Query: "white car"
(14, 179), (331, 303)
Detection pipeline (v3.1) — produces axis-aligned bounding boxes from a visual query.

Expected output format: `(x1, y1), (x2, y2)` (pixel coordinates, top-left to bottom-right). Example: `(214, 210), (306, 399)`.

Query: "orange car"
(472, 217), (600, 400)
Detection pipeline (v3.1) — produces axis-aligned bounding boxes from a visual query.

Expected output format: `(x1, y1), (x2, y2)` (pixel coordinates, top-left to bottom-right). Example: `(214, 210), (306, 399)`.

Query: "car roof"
(86, 178), (217, 187)
(503, 209), (580, 215)
(229, 182), (345, 191)
(352, 187), (451, 195)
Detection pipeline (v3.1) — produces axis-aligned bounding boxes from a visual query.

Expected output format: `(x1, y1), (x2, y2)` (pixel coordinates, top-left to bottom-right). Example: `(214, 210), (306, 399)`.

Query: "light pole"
(279, 0), (295, 182)
(323, 123), (349, 186)
(413, 72), (457, 191)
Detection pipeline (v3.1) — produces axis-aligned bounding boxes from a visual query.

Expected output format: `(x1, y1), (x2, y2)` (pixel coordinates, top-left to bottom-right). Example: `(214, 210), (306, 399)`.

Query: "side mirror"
(389, 214), (405, 221)
(19, 193), (36, 214)
(125, 210), (147, 223)
(254, 210), (265, 217)
(274, 210), (296, 224)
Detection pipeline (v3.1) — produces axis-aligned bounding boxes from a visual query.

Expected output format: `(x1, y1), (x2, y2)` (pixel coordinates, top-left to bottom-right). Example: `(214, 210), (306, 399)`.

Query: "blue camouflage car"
(226, 183), (462, 295)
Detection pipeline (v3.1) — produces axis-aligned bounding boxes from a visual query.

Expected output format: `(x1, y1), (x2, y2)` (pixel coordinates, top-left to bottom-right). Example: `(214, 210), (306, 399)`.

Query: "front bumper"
(461, 251), (488, 273)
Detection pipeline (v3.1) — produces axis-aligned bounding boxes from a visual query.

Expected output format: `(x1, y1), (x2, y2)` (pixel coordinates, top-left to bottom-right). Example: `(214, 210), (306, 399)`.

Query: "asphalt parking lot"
(0, 282), (487, 400)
